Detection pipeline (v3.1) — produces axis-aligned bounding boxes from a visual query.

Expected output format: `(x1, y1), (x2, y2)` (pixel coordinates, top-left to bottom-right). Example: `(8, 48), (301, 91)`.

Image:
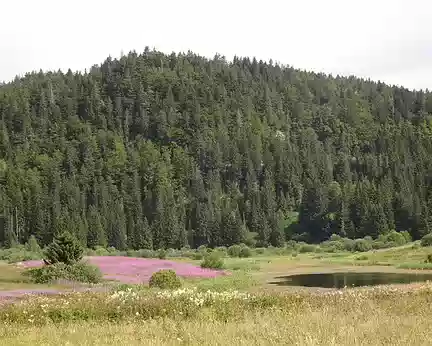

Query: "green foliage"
(354, 239), (373, 252)
(227, 245), (242, 257)
(44, 232), (84, 265)
(239, 246), (253, 258)
(298, 244), (317, 253)
(157, 249), (167, 260)
(26, 262), (102, 284)
(148, 269), (181, 289)
(200, 252), (224, 269)
(0, 247), (42, 263)
(383, 231), (407, 246)
(421, 233), (432, 247)
(401, 231), (412, 243)
(25, 236), (41, 253)
(1, 48), (432, 251)
(425, 254), (432, 263)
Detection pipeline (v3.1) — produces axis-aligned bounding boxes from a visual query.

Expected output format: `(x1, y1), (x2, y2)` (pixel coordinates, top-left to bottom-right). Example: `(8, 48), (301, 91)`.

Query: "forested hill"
(0, 49), (432, 250)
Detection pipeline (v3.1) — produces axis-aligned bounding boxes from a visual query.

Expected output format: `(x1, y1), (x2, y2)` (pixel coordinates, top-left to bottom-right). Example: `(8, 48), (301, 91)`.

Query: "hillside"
(0, 48), (432, 249)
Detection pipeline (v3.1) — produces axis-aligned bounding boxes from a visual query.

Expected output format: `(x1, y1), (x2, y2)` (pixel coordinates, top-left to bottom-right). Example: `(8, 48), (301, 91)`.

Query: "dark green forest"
(1, 48), (432, 250)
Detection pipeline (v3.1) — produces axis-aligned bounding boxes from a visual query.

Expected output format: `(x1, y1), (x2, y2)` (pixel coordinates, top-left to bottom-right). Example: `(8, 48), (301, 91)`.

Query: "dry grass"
(1, 284), (432, 345)
(0, 294), (432, 346)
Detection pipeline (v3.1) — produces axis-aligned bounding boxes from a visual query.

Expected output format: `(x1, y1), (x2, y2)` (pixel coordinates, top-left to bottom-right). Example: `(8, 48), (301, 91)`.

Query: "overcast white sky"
(1, 0), (431, 90)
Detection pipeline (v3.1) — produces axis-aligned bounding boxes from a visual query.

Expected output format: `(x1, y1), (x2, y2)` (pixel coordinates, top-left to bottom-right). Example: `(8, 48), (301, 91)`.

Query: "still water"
(270, 272), (432, 289)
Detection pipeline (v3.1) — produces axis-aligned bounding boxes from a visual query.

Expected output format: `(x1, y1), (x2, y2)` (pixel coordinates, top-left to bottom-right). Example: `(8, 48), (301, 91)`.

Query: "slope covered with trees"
(0, 48), (432, 249)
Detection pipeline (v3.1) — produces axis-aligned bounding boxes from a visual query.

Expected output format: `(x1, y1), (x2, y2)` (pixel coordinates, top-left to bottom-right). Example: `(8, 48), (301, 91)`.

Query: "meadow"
(1, 241), (432, 345)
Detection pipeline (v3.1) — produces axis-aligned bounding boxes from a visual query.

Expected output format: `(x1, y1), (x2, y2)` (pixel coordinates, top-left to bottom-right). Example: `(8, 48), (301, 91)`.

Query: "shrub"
(298, 244), (316, 253)
(25, 235), (42, 253)
(354, 239), (372, 252)
(401, 231), (412, 243)
(213, 247), (227, 258)
(191, 252), (204, 260)
(421, 233), (432, 247)
(412, 242), (421, 250)
(197, 245), (208, 253)
(425, 254), (432, 264)
(255, 247), (266, 255)
(44, 232), (83, 265)
(342, 238), (356, 252)
(228, 245), (241, 257)
(363, 236), (373, 242)
(148, 269), (181, 289)
(239, 246), (252, 258)
(26, 262), (102, 284)
(138, 249), (156, 258)
(329, 234), (342, 241)
(285, 240), (299, 250)
(355, 254), (369, 261)
(372, 241), (387, 249)
(6, 251), (41, 263)
(320, 240), (344, 252)
(157, 249), (167, 260)
(385, 231), (406, 246)
(201, 252), (224, 269)
(94, 246), (109, 256)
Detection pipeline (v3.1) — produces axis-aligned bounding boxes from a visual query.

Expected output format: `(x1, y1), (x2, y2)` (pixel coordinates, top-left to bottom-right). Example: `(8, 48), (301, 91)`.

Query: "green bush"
(298, 244), (316, 253)
(138, 249), (156, 258)
(285, 240), (299, 250)
(329, 234), (342, 241)
(401, 231), (412, 243)
(157, 249), (167, 260)
(354, 239), (372, 252)
(255, 247), (266, 255)
(372, 241), (387, 249)
(320, 240), (344, 252)
(425, 254), (432, 263)
(239, 246), (252, 258)
(192, 252), (204, 260)
(6, 251), (41, 263)
(148, 269), (181, 289)
(421, 233), (432, 247)
(355, 254), (369, 261)
(197, 245), (209, 253)
(94, 246), (109, 256)
(26, 262), (102, 284)
(25, 235), (42, 253)
(201, 252), (224, 269)
(342, 238), (356, 252)
(385, 231), (406, 246)
(44, 232), (83, 265)
(228, 245), (242, 257)
(213, 247), (227, 258)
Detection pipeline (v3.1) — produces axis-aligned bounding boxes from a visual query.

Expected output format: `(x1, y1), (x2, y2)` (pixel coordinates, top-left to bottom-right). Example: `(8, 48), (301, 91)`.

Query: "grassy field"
(1, 244), (432, 345)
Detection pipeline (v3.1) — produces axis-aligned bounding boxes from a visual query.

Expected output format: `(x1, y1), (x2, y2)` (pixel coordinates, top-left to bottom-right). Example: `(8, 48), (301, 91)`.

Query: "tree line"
(0, 48), (432, 249)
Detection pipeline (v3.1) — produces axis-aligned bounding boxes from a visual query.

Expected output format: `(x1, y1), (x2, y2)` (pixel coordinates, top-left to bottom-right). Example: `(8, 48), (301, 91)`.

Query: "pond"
(270, 272), (432, 289)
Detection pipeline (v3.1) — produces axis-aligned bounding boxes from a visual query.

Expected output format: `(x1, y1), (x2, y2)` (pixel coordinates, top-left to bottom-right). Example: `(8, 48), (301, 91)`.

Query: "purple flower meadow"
(21, 256), (226, 284)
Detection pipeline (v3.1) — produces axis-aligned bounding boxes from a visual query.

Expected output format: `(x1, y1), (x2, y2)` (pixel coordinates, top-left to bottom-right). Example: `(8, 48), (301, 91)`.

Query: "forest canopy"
(0, 48), (432, 249)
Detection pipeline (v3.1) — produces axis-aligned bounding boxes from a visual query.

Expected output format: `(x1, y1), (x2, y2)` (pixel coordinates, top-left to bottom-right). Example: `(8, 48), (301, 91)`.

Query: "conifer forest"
(1, 48), (432, 250)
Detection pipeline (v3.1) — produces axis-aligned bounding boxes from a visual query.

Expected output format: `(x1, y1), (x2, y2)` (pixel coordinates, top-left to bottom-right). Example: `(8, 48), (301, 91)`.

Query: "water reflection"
(270, 272), (432, 289)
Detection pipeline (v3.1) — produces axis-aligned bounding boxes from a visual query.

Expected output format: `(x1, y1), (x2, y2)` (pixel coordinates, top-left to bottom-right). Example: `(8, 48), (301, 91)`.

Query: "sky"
(1, 0), (431, 90)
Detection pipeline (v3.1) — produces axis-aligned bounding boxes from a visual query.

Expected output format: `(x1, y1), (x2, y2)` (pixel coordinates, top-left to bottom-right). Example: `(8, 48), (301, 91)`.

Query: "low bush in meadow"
(227, 245), (242, 257)
(149, 269), (181, 289)
(26, 262), (103, 284)
(421, 233), (432, 247)
(201, 252), (224, 269)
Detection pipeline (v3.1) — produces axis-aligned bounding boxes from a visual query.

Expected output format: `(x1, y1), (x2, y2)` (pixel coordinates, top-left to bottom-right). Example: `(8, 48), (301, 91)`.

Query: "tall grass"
(1, 283), (432, 345)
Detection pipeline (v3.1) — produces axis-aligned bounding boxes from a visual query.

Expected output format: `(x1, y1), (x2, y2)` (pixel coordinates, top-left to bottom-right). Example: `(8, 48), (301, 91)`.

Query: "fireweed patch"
(21, 256), (226, 284)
